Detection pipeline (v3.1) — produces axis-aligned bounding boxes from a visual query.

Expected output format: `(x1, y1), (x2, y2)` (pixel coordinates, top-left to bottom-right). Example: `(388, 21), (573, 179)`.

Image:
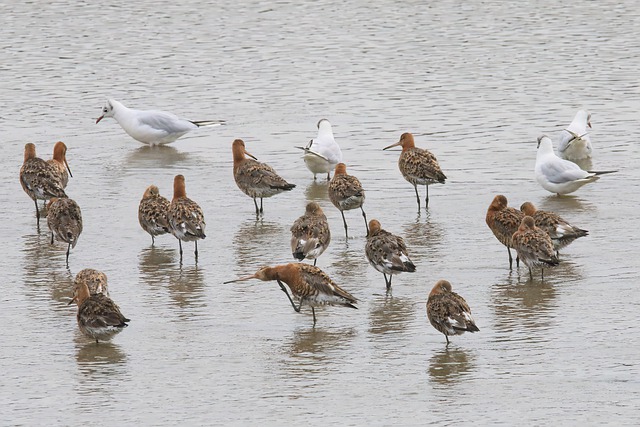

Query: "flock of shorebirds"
(18, 101), (613, 345)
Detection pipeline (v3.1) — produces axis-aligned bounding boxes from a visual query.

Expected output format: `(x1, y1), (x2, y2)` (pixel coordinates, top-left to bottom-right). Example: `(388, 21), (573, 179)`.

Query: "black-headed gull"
(557, 110), (592, 161)
(295, 119), (343, 180)
(535, 135), (614, 195)
(96, 99), (225, 145)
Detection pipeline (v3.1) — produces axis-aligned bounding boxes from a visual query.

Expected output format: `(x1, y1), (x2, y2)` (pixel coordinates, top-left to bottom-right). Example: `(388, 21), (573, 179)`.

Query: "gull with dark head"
(96, 99), (225, 145)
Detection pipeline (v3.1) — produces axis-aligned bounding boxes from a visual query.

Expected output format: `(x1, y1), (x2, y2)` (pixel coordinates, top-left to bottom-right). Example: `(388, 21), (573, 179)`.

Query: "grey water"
(1, 0), (639, 425)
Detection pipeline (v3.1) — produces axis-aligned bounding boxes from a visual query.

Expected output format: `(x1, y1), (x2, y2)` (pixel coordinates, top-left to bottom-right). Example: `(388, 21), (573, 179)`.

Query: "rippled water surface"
(2, 0), (639, 425)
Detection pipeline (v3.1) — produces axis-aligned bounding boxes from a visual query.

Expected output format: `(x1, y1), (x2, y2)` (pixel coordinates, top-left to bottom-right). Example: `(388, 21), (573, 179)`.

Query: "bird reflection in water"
(21, 231), (73, 306)
(401, 215), (445, 259)
(491, 272), (558, 336)
(304, 180), (330, 202)
(330, 245), (368, 286)
(286, 326), (357, 360)
(368, 295), (415, 335)
(125, 144), (190, 170)
(138, 246), (206, 316)
(138, 246), (175, 287)
(538, 194), (596, 214)
(167, 265), (206, 315)
(232, 219), (283, 271)
(75, 337), (127, 380)
(428, 347), (475, 386)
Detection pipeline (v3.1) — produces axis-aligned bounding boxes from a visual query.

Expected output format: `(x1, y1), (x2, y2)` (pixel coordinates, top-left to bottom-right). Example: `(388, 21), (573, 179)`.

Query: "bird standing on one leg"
(224, 263), (357, 325)
(427, 280), (479, 345)
(139, 185), (171, 245)
(46, 197), (83, 265)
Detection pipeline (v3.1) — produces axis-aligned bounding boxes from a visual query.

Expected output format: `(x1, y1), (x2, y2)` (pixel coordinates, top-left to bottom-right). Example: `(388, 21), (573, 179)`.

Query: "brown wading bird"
(70, 280), (129, 343)
(167, 175), (206, 262)
(383, 132), (446, 210)
(365, 219), (416, 291)
(139, 185), (171, 245)
(46, 197), (83, 265)
(486, 195), (525, 269)
(328, 163), (368, 238)
(426, 280), (479, 345)
(19, 143), (67, 227)
(224, 263), (357, 325)
(512, 216), (560, 280)
(72, 269), (109, 298)
(232, 139), (296, 215)
(520, 201), (588, 254)
(290, 202), (331, 266)
(47, 141), (73, 188)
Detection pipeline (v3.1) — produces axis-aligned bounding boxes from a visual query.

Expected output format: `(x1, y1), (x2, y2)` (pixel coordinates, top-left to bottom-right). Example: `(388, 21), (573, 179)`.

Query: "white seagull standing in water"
(96, 99), (225, 145)
(535, 135), (615, 195)
(296, 119), (343, 180)
(557, 110), (592, 162)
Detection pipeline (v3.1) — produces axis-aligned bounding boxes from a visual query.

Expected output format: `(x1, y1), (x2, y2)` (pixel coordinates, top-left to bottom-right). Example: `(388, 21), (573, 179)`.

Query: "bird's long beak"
(383, 140), (402, 150)
(244, 149), (257, 160)
(223, 274), (258, 284)
(95, 115), (104, 124)
(64, 158), (73, 178)
(587, 120), (592, 129)
(68, 296), (77, 305)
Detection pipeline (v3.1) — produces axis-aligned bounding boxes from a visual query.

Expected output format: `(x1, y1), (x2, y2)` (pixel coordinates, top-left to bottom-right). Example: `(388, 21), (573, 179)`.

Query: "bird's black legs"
(340, 210), (348, 239)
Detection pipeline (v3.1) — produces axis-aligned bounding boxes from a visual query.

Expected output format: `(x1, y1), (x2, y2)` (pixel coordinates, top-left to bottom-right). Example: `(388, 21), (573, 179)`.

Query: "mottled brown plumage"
(290, 202), (331, 266)
(486, 195), (525, 269)
(74, 269), (109, 297)
(139, 185), (171, 245)
(46, 197), (82, 265)
(426, 280), (479, 345)
(224, 263), (357, 325)
(327, 163), (368, 238)
(512, 216), (560, 280)
(47, 141), (72, 188)
(167, 175), (206, 262)
(232, 139), (295, 215)
(520, 202), (588, 252)
(20, 143), (67, 227)
(74, 280), (129, 343)
(365, 219), (416, 291)
(383, 132), (446, 209)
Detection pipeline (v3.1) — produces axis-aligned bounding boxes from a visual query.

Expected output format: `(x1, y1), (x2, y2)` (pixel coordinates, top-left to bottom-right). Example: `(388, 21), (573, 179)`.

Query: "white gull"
(295, 119), (343, 180)
(535, 135), (614, 195)
(557, 110), (592, 161)
(96, 99), (225, 145)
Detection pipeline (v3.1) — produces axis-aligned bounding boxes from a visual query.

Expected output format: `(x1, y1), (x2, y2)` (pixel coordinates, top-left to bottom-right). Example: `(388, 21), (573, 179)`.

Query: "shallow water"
(2, 0), (640, 425)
